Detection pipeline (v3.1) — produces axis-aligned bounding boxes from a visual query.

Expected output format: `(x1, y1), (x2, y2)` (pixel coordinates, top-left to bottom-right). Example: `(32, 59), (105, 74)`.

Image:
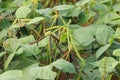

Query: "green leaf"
(0, 70), (22, 80)
(96, 0), (110, 3)
(92, 57), (118, 74)
(0, 18), (10, 29)
(16, 47), (23, 55)
(19, 35), (35, 44)
(13, 0), (25, 6)
(57, 6), (81, 17)
(38, 37), (49, 48)
(0, 52), (6, 58)
(53, 5), (75, 10)
(0, 29), (7, 42)
(51, 59), (76, 73)
(69, 25), (81, 30)
(78, 11), (89, 25)
(22, 64), (57, 80)
(73, 27), (95, 46)
(91, 3), (108, 15)
(79, 11), (96, 25)
(95, 27), (114, 45)
(113, 49), (120, 57)
(76, 0), (90, 7)
(36, 8), (53, 16)
(3, 38), (20, 53)
(113, 3), (120, 12)
(112, 17), (120, 21)
(21, 44), (40, 57)
(96, 12), (120, 24)
(27, 17), (44, 25)
(82, 63), (100, 80)
(114, 28), (120, 40)
(15, 6), (31, 18)
(4, 53), (16, 70)
(96, 44), (110, 59)
(86, 24), (110, 36)
(1, 2), (17, 16)
(60, 32), (67, 43)
(10, 24), (19, 29)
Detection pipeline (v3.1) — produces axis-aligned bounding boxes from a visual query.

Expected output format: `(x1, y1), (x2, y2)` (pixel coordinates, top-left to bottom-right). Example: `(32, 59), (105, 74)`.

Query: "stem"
(67, 27), (70, 52)
(59, 15), (66, 25)
(48, 36), (52, 63)
(31, 27), (40, 38)
(118, 57), (120, 64)
(45, 26), (61, 31)
(56, 70), (61, 80)
(70, 34), (85, 63)
(51, 35), (64, 54)
(12, 18), (17, 26)
(70, 34), (85, 80)
(33, 54), (40, 62)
